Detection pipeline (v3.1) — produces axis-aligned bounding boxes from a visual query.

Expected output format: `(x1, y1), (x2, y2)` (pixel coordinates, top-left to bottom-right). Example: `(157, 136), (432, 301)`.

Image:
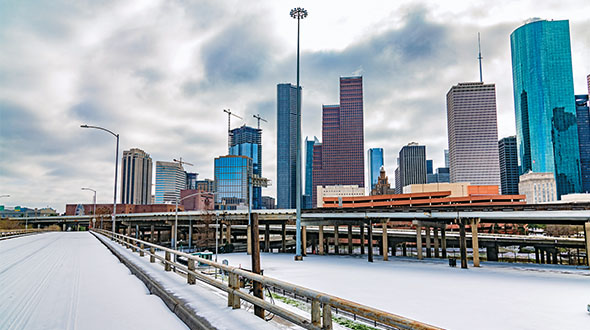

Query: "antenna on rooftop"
(478, 32), (483, 83)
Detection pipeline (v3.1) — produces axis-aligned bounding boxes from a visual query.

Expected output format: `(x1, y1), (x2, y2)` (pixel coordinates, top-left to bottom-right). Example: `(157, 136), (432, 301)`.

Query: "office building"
(313, 76), (365, 206)
(277, 83), (300, 209)
(444, 149), (449, 168)
(196, 179), (215, 193)
(427, 167), (450, 184)
(154, 161), (186, 203)
(395, 143), (426, 193)
(186, 172), (198, 190)
(304, 137), (319, 209)
(518, 172), (557, 204)
(180, 189), (214, 211)
(426, 160), (433, 175)
(576, 94), (590, 192)
(316, 185), (365, 208)
(447, 82), (501, 187)
(368, 148), (384, 191)
(261, 196), (276, 209)
(214, 155), (252, 210)
(230, 125), (262, 209)
(499, 136), (520, 195)
(120, 148), (152, 205)
(511, 19), (581, 197)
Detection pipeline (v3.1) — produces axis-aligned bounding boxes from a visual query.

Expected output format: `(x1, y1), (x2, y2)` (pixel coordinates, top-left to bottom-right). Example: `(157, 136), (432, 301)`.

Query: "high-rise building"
(444, 149), (449, 168)
(276, 83), (300, 209)
(304, 137), (319, 209)
(447, 82), (501, 187)
(196, 179), (215, 193)
(186, 172), (198, 190)
(498, 136), (519, 195)
(426, 159), (433, 175)
(312, 76), (364, 206)
(155, 161), (186, 203)
(261, 196), (276, 209)
(510, 19), (581, 197)
(576, 94), (590, 192)
(395, 143), (426, 193)
(120, 148), (152, 204)
(230, 125), (262, 209)
(519, 172), (557, 204)
(214, 155), (252, 210)
(427, 167), (450, 184)
(368, 148), (384, 191)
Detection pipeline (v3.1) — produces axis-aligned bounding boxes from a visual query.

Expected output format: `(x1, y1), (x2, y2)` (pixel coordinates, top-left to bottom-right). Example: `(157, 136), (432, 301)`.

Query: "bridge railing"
(92, 228), (443, 330)
(0, 228), (49, 239)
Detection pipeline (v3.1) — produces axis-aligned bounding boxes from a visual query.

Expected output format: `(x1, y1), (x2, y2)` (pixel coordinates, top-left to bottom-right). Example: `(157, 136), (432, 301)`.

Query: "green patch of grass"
(333, 316), (379, 330)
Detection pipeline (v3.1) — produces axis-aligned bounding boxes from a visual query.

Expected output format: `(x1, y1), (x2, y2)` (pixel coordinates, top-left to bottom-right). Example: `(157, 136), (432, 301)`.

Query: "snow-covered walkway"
(0, 232), (188, 330)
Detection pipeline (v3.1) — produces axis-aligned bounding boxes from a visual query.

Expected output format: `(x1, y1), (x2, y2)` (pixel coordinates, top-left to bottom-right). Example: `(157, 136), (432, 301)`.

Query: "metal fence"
(92, 228), (443, 330)
(0, 228), (50, 240)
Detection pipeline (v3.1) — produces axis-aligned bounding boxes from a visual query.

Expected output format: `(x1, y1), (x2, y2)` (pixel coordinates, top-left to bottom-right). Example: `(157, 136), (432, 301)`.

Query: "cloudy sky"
(1, 0), (589, 212)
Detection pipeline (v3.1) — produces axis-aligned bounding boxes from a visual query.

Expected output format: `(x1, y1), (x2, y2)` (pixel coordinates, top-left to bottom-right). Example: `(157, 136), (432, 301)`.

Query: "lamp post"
(81, 188), (97, 228)
(174, 191), (217, 251)
(290, 7), (308, 261)
(80, 125), (119, 233)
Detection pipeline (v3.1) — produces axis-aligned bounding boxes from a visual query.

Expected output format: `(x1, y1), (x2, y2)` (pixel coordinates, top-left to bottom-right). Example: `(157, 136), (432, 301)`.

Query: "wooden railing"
(92, 228), (443, 330)
(0, 228), (50, 239)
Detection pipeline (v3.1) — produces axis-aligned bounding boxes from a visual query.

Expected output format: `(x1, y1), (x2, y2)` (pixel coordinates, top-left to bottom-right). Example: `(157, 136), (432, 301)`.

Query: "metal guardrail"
(92, 228), (444, 330)
(0, 228), (50, 239)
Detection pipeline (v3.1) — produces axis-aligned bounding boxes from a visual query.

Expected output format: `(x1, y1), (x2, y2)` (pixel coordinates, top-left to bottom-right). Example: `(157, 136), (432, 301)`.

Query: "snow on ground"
(220, 252), (590, 330)
(94, 233), (286, 330)
(0, 232), (188, 330)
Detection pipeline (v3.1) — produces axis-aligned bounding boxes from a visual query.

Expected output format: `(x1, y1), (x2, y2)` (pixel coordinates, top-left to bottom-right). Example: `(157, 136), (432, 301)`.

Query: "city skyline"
(1, 1), (590, 212)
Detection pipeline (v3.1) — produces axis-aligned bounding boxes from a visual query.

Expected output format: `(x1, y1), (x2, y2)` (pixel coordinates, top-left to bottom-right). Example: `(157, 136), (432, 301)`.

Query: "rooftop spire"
(478, 32), (483, 82)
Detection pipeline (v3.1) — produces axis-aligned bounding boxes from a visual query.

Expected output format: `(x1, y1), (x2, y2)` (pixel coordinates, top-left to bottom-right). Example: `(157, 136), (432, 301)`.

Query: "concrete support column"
(402, 243), (407, 256)
(247, 225), (252, 255)
(334, 225), (339, 255)
(585, 222), (590, 267)
(441, 227), (447, 258)
(281, 223), (287, 253)
(348, 225), (353, 255)
(302, 226), (307, 256)
(226, 224), (231, 244)
(151, 224), (155, 243)
(487, 244), (499, 262)
(188, 223), (193, 250)
(459, 219), (468, 269)
(382, 221), (388, 261)
(157, 230), (162, 244)
(425, 227), (432, 258)
(471, 219), (480, 267)
(264, 223), (270, 253)
(368, 221), (374, 263)
(360, 224), (365, 255)
(219, 222), (224, 246)
(535, 247), (540, 264)
(433, 227), (440, 258)
(540, 249), (546, 264)
(416, 226), (423, 260)
(127, 224), (131, 236)
(318, 225), (324, 255)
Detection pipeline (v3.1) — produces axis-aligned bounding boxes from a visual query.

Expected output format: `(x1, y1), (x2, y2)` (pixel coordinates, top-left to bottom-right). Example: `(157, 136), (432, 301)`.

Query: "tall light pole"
(290, 7), (307, 261)
(81, 188), (97, 228)
(81, 125), (119, 233)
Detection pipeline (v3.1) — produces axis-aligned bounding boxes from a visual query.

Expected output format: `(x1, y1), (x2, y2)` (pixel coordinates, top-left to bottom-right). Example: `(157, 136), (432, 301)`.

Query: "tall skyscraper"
(444, 149), (449, 168)
(214, 155), (252, 209)
(312, 76), (365, 206)
(186, 172), (198, 190)
(395, 143), (426, 193)
(276, 83), (300, 209)
(155, 161), (186, 203)
(230, 125), (262, 209)
(368, 148), (384, 190)
(304, 136), (319, 209)
(576, 94), (590, 192)
(510, 19), (581, 197)
(447, 82), (501, 186)
(120, 148), (152, 204)
(499, 136), (519, 195)
(426, 159), (433, 175)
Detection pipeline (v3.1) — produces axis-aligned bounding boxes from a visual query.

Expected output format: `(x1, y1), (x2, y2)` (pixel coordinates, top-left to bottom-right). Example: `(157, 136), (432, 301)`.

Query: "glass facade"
(576, 94), (590, 192)
(498, 136), (519, 195)
(276, 83), (300, 209)
(155, 161), (186, 203)
(368, 148), (384, 190)
(304, 137), (319, 209)
(214, 155), (252, 209)
(312, 76), (365, 206)
(230, 126), (262, 209)
(511, 19), (581, 197)
(397, 144), (426, 192)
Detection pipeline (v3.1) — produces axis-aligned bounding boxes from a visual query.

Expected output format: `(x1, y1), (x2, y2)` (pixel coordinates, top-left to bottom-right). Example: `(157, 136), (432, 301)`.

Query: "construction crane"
(223, 109), (242, 153)
(253, 114), (267, 129)
(173, 157), (194, 168)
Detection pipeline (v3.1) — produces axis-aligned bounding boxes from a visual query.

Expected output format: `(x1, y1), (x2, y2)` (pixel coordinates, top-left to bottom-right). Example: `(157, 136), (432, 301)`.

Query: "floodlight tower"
(290, 7), (307, 261)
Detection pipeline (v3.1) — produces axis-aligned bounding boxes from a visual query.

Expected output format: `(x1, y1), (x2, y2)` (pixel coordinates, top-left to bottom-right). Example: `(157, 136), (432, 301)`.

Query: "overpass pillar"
(540, 249), (546, 264)
(368, 221), (374, 263)
(281, 223), (287, 253)
(62, 223), (66, 231)
(381, 221), (388, 261)
(416, 225), (423, 260)
(360, 223), (365, 255)
(471, 219), (480, 267)
(150, 224), (155, 243)
(433, 227), (440, 258)
(402, 242), (407, 256)
(425, 226), (432, 258)
(459, 219), (468, 269)
(348, 225), (353, 255)
(226, 223), (231, 244)
(302, 226), (307, 256)
(334, 225), (340, 255)
(188, 222), (193, 249)
(264, 223), (270, 253)
(318, 225), (324, 255)
(441, 226), (447, 258)
(585, 222), (590, 267)
(247, 225), (252, 255)
(534, 247), (540, 263)
(486, 244), (498, 261)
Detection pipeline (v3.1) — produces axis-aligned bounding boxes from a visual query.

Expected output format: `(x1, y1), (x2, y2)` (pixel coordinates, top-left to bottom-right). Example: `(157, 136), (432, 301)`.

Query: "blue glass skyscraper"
(368, 148), (384, 190)
(304, 136), (319, 209)
(510, 19), (581, 197)
(276, 83), (300, 209)
(214, 155), (252, 209)
(576, 94), (590, 192)
(230, 125), (262, 209)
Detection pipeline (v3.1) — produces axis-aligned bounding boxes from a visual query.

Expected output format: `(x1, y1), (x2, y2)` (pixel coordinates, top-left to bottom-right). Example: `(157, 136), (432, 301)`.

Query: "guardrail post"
(140, 243), (144, 257)
(228, 273), (240, 309)
(322, 303), (332, 330)
(188, 258), (196, 284)
(311, 299), (321, 326)
(150, 247), (155, 263)
(165, 251), (171, 271)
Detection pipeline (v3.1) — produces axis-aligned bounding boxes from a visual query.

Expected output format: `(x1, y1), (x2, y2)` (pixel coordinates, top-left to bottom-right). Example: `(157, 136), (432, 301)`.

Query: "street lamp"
(80, 124), (119, 233)
(290, 7), (308, 261)
(81, 188), (97, 228)
(174, 192), (217, 252)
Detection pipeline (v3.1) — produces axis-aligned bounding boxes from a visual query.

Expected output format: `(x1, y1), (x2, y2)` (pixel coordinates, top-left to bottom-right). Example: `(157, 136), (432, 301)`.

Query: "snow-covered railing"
(92, 228), (444, 330)
(0, 228), (49, 239)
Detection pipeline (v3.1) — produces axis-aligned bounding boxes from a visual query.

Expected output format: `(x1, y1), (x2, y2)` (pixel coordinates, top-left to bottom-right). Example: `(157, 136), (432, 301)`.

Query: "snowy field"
(221, 252), (590, 330)
(0, 232), (188, 330)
